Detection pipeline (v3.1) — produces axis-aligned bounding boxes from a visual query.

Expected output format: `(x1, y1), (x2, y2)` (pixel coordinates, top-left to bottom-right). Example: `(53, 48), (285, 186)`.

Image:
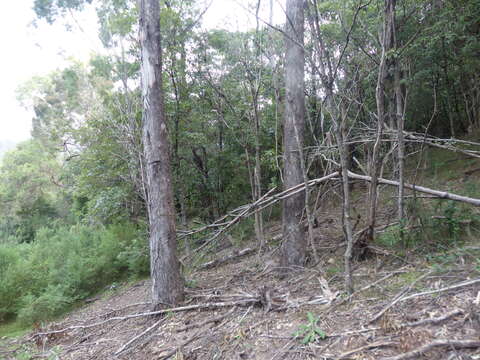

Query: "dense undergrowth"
(0, 223), (149, 326)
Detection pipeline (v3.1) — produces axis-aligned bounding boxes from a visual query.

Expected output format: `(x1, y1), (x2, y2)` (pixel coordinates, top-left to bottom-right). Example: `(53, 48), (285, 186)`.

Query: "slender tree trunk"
(368, 0), (395, 242)
(391, 3), (405, 229)
(252, 6), (265, 250)
(395, 60), (405, 223)
(336, 110), (354, 294)
(140, 0), (184, 308)
(253, 116), (265, 249)
(281, 0), (307, 267)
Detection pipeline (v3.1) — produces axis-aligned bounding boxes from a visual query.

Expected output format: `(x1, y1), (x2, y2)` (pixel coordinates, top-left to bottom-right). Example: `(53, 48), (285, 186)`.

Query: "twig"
(182, 187), (277, 259)
(159, 308), (235, 360)
(114, 318), (165, 356)
(369, 271), (432, 323)
(175, 306), (236, 332)
(329, 271), (399, 312)
(398, 278), (480, 304)
(199, 247), (256, 270)
(403, 309), (463, 328)
(327, 309), (462, 340)
(157, 331), (202, 360)
(337, 341), (395, 359)
(380, 339), (480, 360)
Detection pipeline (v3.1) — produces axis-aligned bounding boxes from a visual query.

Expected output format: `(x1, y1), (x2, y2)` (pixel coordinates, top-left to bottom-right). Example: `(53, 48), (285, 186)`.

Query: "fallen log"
(348, 171), (480, 206)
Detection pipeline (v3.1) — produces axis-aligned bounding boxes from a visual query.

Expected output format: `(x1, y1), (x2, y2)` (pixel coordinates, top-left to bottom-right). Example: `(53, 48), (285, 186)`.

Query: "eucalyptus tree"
(281, 0), (307, 267)
(139, 0), (184, 306)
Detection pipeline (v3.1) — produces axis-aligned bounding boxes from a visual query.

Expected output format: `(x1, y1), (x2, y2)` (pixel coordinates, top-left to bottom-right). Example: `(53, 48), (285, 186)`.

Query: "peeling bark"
(140, 0), (184, 308)
(281, 0), (307, 267)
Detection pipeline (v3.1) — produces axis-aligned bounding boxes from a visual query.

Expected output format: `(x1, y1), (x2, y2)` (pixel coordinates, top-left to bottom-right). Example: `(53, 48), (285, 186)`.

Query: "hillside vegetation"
(1, 0), (480, 358)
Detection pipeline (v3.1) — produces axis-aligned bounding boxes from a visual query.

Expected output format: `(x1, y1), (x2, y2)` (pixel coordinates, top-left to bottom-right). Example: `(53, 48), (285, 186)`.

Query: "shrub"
(0, 222), (148, 324)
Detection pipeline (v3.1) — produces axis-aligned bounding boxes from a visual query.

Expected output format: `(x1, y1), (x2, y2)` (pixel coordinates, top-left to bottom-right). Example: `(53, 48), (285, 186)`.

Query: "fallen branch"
(398, 278), (480, 304)
(403, 309), (463, 328)
(369, 271), (432, 323)
(182, 187), (278, 259)
(158, 308), (236, 360)
(329, 271), (399, 313)
(175, 306), (236, 333)
(326, 310), (462, 340)
(199, 247), (256, 270)
(348, 171), (480, 207)
(180, 172), (340, 255)
(199, 233), (283, 270)
(31, 299), (260, 340)
(337, 341), (395, 359)
(157, 331), (202, 360)
(114, 318), (165, 356)
(381, 339), (480, 360)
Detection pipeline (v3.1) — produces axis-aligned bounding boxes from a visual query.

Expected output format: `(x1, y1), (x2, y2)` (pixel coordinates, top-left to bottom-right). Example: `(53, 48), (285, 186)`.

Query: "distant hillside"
(0, 140), (16, 160)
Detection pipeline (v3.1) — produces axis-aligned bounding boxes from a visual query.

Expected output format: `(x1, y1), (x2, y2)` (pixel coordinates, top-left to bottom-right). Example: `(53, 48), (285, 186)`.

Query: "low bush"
(0, 222), (148, 324)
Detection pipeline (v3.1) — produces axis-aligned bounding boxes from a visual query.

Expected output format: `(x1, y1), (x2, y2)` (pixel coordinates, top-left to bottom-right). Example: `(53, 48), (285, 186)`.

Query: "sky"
(0, 0), (285, 144)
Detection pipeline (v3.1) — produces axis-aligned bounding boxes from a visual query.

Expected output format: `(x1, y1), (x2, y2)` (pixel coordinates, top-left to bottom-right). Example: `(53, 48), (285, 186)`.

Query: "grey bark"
(253, 2), (265, 250)
(394, 54), (405, 223)
(307, 0), (356, 292)
(368, 0), (395, 242)
(281, 0), (307, 267)
(140, 0), (184, 308)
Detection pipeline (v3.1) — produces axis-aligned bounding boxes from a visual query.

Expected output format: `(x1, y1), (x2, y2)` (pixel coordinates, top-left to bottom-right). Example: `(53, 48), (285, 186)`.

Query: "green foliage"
(376, 224), (403, 248)
(33, 0), (93, 24)
(0, 223), (147, 324)
(293, 312), (326, 345)
(0, 140), (66, 243)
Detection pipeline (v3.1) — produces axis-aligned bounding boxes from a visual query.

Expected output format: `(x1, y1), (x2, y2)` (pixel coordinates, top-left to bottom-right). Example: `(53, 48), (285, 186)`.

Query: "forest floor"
(3, 155), (480, 359)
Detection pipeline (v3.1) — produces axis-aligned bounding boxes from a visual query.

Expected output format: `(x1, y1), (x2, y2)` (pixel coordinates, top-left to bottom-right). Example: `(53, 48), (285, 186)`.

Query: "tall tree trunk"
(140, 0), (184, 308)
(281, 0), (307, 267)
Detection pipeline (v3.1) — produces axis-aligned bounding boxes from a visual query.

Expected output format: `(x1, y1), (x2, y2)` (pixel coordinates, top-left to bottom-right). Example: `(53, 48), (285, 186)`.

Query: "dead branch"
(199, 247), (256, 270)
(327, 309), (462, 340)
(404, 309), (463, 328)
(158, 307), (235, 360)
(114, 318), (165, 356)
(175, 306), (236, 333)
(328, 270), (401, 313)
(181, 187), (277, 259)
(157, 331), (202, 360)
(181, 166), (480, 264)
(115, 307), (237, 356)
(199, 233), (283, 270)
(348, 171), (480, 206)
(30, 299), (260, 340)
(337, 341), (395, 359)
(369, 271), (432, 323)
(381, 339), (480, 360)
(182, 172), (339, 236)
(398, 278), (480, 304)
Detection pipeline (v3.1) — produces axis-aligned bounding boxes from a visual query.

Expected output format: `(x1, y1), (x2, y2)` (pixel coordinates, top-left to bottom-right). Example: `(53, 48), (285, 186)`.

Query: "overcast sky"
(0, 0), (284, 144)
